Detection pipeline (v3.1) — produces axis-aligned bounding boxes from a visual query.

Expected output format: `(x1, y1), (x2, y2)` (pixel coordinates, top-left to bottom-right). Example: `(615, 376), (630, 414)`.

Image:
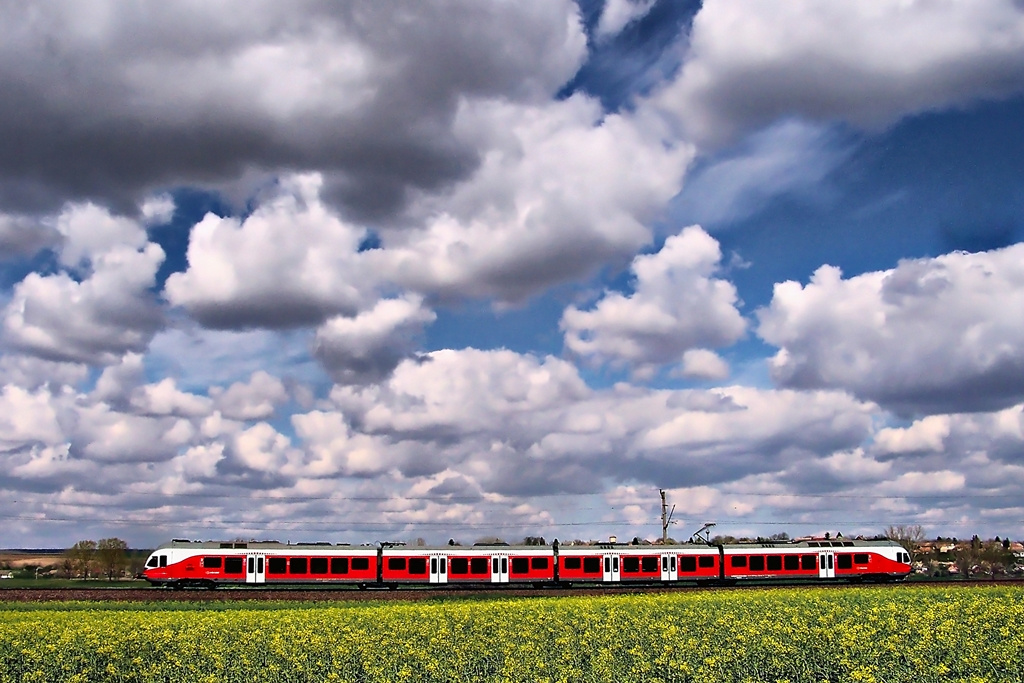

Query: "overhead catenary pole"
(660, 489), (675, 543)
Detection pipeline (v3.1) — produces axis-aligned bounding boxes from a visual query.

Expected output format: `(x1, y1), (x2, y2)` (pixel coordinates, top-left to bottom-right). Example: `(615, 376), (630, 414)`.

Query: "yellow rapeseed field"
(1, 585), (1022, 682)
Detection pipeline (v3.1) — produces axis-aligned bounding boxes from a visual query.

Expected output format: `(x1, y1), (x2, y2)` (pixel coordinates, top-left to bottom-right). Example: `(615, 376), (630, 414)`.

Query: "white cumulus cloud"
(561, 225), (745, 378)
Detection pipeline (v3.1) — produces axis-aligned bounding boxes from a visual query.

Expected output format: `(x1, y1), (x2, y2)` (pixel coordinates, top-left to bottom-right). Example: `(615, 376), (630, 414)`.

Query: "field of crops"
(1, 585), (1022, 682)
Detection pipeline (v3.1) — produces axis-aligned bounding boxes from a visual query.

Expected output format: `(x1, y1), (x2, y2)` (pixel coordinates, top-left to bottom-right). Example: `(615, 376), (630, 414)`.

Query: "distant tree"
(522, 536), (547, 546)
(884, 525), (925, 563)
(96, 538), (129, 581)
(954, 542), (980, 579)
(769, 532), (790, 541)
(59, 554), (75, 579)
(980, 540), (1014, 578)
(68, 540), (97, 579)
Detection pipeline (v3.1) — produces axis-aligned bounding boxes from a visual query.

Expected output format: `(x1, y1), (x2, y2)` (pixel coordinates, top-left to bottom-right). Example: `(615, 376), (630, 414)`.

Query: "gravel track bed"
(2, 579), (1018, 603)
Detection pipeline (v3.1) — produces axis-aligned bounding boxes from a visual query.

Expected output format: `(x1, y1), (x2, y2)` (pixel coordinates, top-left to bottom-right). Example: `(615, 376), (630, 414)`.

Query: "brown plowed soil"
(0, 586), (639, 602)
(1, 579), (1015, 603)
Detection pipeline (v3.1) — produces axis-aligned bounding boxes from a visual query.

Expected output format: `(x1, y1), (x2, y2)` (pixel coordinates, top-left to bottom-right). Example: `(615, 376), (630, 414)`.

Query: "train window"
(623, 557), (640, 573)
(450, 558), (468, 574)
(501, 558), (507, 574)
(671, 556), (676, 572)
(146, 556), (158, 568)
(767, 556), (782, 571)
(159, 555), (168, 568)
(699, 556), (714, 568)
(731, 555), (747, 568)
(351, 558), (370, 571)
(409, 558), (427, 575)
(512, 558), (529, 574)
(662, 557), (668, 571)
(388, 557), (407, 571)
(680, 556), (697, 573)
(310, 558), (328, 575)
(837, 554), (852, 570)
(613, 557), (619, 572)
(641, 557), (658, 573)
(431, 558), (437, 574)
(531, 557), (549, 570)
(268, 558), (287, 574)
(202, 557), (222, 569)
(801, 555), (816, 570)
(750, 556), (765, 571)
(290, 558), (308, 574)
(330, 558), (349, 575)
(492, 559), (498, 574)
(471, 558), (489, 574)
(784, 555), (799, 571)
(604, 558), (610, 573)
(224, 557), (243, 574)
(854, 553), (869, 564)
(440, 560), (446, 574)
(563, 557), (581, 570)
(248, 558), (254, 574)
(583, 557), (601, 573)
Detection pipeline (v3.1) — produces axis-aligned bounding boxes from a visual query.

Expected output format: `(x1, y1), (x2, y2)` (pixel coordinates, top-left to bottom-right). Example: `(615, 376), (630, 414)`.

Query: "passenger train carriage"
(142, 537), (911, 589)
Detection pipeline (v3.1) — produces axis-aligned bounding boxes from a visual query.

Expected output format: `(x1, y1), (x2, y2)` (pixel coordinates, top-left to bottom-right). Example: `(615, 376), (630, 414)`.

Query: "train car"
(142, 540), (378, 588)
(380, 544), (555, 586)
(721, 539), (911, 582)
(143, 536), (911, 588)
(557, 543), (720, 584)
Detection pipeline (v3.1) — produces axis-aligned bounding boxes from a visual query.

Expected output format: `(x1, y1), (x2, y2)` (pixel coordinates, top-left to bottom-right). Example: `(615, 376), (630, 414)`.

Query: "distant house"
(0, 571), (13, 579)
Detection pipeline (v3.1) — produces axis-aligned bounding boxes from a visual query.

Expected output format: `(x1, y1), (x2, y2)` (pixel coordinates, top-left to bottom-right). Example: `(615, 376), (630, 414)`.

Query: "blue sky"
(2, 0), (1024, 548)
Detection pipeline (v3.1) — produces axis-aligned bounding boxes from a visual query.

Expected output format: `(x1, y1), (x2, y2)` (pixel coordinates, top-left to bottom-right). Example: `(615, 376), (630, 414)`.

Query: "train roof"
(159, 540), (378, 551)
(156, 537), (903, 552)
(720, 538), (902, 550)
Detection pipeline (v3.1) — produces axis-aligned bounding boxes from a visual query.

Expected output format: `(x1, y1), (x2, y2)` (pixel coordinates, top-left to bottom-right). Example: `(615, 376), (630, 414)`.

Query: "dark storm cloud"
(0, 1), (585, 216)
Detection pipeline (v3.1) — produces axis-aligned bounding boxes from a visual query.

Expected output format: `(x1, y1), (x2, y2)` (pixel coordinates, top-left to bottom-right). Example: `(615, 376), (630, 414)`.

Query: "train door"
(430, 554), (448, 584)
(603, 554), (620, 582)
(818, 550), (835, 579)
(246, 554), (265, 584)
(490, 553), (509, 583)
(660, 553), (677, 582)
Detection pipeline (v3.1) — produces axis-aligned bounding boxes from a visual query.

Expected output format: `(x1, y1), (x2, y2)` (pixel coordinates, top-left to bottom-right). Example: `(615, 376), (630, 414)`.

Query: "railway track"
(2, 578), (1021, 602)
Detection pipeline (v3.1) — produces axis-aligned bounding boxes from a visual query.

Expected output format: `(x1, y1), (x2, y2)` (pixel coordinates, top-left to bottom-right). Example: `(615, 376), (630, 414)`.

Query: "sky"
(3, 0), (1024, 549)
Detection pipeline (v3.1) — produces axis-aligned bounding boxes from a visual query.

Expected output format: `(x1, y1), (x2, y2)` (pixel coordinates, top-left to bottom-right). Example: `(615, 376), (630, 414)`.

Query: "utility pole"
(660, 489), (675, 543)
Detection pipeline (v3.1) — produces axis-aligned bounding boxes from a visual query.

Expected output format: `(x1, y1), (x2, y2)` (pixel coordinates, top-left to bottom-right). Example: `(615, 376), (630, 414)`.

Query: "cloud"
(211, 371), (289, 421)
(56, 202), (148, 267)
(0, 1), (586, 216)
(0, 212), (60, 260)
(670, 120), (851, 225)
(757, 243), (1024, 415)
(128, 378), (212, 418)
(561, 225), (745, 378)
(659, 0), (1024, 145)
(374, 95), (694, 302)
(596, 0), (658, 40)
(313, 295), (436, 385)
(2, 243), (165, 365)
(164, 174), (369, 329)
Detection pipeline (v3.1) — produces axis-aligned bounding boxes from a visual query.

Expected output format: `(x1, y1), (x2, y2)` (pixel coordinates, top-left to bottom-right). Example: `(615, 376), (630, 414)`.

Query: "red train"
(142, 537), (912, 588)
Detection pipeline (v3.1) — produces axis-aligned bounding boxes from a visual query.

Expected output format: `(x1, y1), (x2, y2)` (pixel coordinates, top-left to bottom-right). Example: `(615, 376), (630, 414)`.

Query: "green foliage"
(2, 586), (1024, 681)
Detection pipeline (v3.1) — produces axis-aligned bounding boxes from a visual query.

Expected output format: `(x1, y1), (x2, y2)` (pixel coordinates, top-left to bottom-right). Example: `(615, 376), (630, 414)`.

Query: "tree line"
(62, 538), (131, 581)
